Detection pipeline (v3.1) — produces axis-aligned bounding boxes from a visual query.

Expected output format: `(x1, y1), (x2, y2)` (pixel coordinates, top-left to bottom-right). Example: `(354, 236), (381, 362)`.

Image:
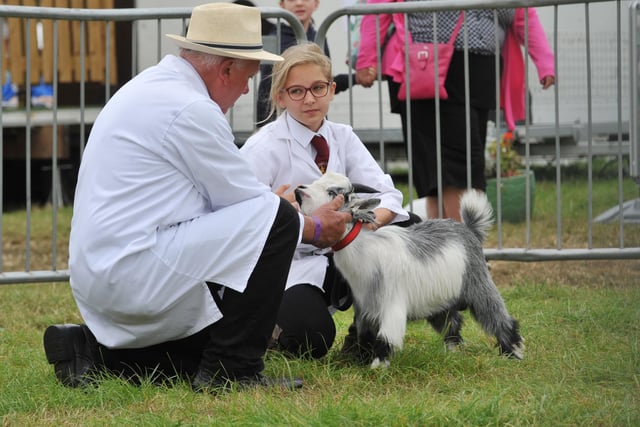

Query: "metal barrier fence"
(0, 4), (305, 284)
(0, 1), (638, 284)
(316, 0), (640, 261)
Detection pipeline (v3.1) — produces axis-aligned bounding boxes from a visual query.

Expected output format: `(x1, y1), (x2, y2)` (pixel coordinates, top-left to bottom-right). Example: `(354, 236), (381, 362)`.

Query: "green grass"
(1, 281), (638, 426)
(0, 175), (639, 426)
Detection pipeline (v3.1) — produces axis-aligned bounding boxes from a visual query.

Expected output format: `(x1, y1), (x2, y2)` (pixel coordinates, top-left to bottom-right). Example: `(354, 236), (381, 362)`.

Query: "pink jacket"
(355, 0), (405, 78)
(357, 3), (555, 131)
(501, 8), (555, 130)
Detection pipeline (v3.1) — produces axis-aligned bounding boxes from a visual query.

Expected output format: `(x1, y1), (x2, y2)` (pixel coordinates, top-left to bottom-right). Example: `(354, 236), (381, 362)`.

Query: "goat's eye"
(328, 190), (337, 198)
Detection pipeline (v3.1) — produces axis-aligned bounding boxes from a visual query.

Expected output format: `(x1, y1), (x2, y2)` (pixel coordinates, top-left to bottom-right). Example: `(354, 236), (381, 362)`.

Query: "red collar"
(332, 221), (363, 252)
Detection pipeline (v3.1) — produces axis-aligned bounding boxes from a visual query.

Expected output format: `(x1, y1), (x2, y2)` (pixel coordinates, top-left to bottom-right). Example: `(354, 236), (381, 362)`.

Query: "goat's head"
(295, 172), (381, 224)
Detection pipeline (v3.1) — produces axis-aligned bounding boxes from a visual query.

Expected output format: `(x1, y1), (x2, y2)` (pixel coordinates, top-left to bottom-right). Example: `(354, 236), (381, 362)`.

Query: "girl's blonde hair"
(266, 42), (333, 120)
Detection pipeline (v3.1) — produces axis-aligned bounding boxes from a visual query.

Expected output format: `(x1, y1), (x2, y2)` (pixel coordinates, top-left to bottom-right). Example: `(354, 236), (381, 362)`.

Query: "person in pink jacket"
(356, 3), (554, 131)
(501, 7), (555, 131)
(355, 0), (407, 130)
(355, 3), (554, 221)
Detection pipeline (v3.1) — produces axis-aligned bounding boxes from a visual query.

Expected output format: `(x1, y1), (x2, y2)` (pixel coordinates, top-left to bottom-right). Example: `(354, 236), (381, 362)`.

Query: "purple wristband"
(311, 215), (322, 244)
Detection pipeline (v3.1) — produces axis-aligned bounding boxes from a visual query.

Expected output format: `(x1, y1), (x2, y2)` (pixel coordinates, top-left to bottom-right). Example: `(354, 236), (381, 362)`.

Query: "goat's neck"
(332, 221), (365, 252)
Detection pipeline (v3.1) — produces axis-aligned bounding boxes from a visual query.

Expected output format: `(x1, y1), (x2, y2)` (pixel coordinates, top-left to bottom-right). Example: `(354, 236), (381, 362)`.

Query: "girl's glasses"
(282, 81), (332, 101)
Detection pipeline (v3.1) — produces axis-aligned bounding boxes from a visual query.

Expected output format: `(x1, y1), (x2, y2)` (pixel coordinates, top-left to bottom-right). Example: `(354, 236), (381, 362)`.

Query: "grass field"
(0, 176), (639, 426)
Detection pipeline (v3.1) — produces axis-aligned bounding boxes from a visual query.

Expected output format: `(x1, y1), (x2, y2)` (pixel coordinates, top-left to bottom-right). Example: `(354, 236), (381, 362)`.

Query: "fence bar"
(0, 1), (637, 286)
(315, 0), (638, 263)
(485, 247), (640, 261)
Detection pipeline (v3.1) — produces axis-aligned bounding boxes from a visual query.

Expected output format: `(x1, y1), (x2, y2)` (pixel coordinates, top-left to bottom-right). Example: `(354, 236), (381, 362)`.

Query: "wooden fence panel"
(69, 0), (83, 83)
(2, 0), (117, 87)
(3, 0), (25, 85)
(54, 0), (73, 83)
(39, 0), (54, 84)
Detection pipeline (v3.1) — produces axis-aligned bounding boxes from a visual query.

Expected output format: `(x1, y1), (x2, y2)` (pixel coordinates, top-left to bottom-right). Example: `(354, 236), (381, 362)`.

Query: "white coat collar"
(166, 54), (209, 95)
(283, 112), (329, 148)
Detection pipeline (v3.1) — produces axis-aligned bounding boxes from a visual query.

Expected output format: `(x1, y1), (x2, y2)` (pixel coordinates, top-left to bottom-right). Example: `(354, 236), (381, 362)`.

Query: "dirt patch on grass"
(490, 259), (640, 289)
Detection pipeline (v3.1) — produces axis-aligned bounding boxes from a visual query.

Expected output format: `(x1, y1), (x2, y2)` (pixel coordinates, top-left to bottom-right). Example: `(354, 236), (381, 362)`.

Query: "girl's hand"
(540, 75), (555, 89)
(364, 208), (394, 231)
(356, 67), (377, 88)
(275, 184), (298, 208)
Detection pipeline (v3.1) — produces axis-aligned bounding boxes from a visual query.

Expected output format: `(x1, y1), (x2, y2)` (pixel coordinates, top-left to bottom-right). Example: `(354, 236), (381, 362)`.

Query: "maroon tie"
(311, 134), (329, 174)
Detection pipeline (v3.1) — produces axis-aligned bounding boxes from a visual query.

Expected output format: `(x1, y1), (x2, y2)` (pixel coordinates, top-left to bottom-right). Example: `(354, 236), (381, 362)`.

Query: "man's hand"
(302, 194), (352, 248)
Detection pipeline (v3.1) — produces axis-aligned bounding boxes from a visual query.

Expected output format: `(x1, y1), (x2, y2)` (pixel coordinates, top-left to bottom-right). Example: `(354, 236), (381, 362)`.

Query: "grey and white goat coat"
(295, 172), (524, 368)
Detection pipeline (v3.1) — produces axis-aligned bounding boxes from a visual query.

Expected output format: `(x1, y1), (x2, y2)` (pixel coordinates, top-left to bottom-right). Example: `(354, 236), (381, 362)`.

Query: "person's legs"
(426, 196), (440, 220)
(45, 198), (301, 390)
(387, 78), (409, 160)
(97, 329), (208, 384)
(426, 187), (464, 221)
(419, 96), (488, 221)
(193, 197), (300, 385)
(44, 314), (211, 387)
(273, 284), (336, 359)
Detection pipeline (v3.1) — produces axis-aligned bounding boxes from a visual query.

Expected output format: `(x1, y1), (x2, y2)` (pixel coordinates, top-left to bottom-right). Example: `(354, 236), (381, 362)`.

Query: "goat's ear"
(353, 210), (377, 224)
(355, 198), (381, 211)
(350, 198), (381, 223)
(352, 183), (380, 194)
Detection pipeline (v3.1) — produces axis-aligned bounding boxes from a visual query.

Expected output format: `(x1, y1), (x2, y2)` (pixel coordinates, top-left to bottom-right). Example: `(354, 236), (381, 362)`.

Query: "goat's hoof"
(445, 342), (460, 352)
(500, 338), (525, 360)
(370, 357), (390, 369)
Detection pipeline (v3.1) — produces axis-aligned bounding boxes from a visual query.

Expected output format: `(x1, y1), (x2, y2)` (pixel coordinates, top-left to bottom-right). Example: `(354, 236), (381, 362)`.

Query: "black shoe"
(191, 369), (303, 393)
(43, 324), (97, 388)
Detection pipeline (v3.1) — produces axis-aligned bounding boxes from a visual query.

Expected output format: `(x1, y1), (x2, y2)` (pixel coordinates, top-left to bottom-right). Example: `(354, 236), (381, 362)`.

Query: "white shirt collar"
(284, 112), (329, 148)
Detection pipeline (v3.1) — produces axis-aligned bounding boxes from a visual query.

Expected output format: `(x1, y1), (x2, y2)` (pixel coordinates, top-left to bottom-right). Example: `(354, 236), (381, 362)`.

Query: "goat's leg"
(369, 335), (393, 369)
(467, 278), (524, 360)
(350, 307), (393, 368)
(371, 301), (407, 368)
(427, 309), (464, 351)
(353, 315), (379, 365)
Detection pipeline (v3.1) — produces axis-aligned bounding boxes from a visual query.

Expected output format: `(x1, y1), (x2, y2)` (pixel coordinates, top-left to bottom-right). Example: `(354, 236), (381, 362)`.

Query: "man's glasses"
(282, 81), (332, 101)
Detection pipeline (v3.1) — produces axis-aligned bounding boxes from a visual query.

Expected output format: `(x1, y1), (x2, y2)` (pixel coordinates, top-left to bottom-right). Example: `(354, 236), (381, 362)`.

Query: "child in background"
(241, 42), (413, 359)
(501, 7), (555, 131)
(256, 0), (357, 127)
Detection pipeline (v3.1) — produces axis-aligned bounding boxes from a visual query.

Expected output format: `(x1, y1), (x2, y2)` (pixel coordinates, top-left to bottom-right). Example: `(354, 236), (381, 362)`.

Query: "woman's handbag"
(397, 14), (465, 101)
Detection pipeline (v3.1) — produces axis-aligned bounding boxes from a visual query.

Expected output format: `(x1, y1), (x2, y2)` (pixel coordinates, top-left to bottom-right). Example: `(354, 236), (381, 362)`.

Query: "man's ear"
(219, 58), (236, 82)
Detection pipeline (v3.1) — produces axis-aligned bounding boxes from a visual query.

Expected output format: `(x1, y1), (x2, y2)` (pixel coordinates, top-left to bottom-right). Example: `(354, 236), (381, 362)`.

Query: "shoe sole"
(43, 324), (78, 364)
(43, 324), (94, 387)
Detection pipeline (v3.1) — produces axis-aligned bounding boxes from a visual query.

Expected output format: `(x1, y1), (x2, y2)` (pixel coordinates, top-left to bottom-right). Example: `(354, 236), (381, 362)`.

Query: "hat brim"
(166, 34), (283, 62)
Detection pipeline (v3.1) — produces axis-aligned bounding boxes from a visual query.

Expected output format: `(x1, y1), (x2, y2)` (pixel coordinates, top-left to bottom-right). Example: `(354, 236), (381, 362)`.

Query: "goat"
(295, 172), (524, 368)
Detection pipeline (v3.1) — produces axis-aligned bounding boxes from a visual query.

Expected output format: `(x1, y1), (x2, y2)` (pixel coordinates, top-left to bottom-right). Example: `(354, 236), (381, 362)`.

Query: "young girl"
(241, 42), (412, 359)
(256, 0), (357, 126)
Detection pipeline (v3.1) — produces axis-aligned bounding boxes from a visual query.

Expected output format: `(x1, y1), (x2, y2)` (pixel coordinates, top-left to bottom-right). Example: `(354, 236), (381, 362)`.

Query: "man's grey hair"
(179, 48), (253, 70)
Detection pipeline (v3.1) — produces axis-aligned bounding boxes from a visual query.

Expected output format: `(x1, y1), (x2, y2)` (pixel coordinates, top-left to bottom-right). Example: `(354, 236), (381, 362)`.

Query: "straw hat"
(166, 3), (283, 62)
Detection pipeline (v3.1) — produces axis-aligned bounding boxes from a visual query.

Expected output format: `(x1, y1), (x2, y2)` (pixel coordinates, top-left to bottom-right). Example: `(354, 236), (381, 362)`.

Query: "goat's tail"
(460, 190), (494, 243)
